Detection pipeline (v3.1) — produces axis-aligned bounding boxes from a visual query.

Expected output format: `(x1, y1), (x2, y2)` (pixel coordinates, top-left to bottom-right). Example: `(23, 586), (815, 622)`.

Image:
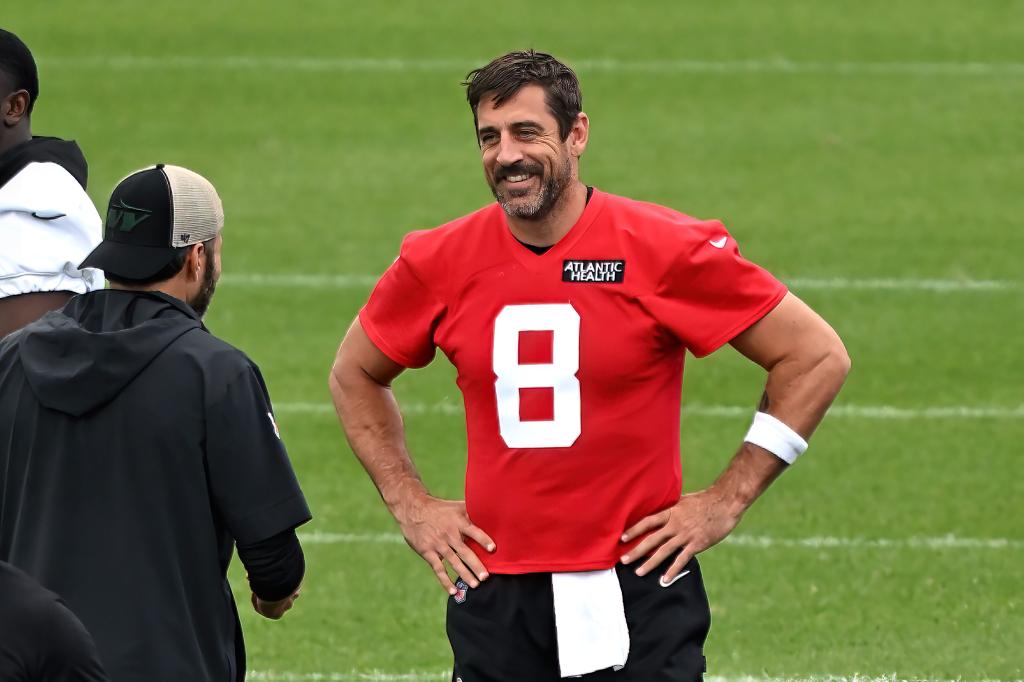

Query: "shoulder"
(388, 203), (504, 298)
(0, 161), (93, 213)
(600, 191), (724, 244)
(0, 561), (61, 633)
(167, 326), (260, 385)
(596, 192), (730, 280)
(397, 203), (503, 267)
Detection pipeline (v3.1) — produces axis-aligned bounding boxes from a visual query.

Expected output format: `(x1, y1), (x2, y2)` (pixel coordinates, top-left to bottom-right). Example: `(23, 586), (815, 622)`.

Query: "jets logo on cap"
(107, 199), (152, 233)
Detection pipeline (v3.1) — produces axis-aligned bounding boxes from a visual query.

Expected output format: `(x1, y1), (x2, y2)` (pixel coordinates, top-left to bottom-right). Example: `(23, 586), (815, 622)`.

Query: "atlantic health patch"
(562, 259), (625, 283)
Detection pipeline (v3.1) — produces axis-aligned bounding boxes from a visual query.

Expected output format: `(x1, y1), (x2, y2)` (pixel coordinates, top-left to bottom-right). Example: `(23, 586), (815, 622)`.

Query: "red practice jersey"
(360, 189), (786, 573)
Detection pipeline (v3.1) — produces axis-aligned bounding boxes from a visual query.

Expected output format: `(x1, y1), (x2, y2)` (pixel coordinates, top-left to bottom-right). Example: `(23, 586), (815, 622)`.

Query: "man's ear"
(569, 112), (589, 158)
(186, 243), (205, 281)
(2, 90), (31, 127)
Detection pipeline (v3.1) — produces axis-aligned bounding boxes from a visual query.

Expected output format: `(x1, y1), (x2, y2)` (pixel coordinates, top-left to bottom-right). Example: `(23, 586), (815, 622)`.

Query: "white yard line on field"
(223, 273), (379, 289)
(273, 401), (1024, 420)
(41, 55), (1024, 77)
(247, 672), (449, 682)
(783, 277), (1020, 292)
(246, 671), (1014, 682)
(221, 273), (1021, 293)
(297, 530), (1024, 551)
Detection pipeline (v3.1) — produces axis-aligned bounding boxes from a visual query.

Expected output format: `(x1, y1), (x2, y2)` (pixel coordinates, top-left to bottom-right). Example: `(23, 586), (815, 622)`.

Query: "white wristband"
(744, 412), (808, 464)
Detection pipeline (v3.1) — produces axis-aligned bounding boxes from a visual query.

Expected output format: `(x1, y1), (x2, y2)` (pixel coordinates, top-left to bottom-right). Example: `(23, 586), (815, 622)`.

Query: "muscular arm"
(623, 292), (850, 582)
(328, 318), (427, 509)
(329, 319), (495, 593)
(0, 291), (73, 338)
(709, 292), (851, 514)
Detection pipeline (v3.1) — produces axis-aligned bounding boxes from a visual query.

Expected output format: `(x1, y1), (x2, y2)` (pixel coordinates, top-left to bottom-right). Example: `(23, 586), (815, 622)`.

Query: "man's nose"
(495, 133), (524, 167)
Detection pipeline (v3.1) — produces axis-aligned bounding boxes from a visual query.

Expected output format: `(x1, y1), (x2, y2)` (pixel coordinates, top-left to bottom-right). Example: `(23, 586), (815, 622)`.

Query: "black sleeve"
(206, 363), (311, 544)
(237, 528), (305, 602)
(37, 600), (111, 682)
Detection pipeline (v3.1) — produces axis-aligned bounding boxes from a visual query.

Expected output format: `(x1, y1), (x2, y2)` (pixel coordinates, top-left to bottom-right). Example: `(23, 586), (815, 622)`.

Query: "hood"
(18, 290), (203, 416)
(0, 136), (89, 190)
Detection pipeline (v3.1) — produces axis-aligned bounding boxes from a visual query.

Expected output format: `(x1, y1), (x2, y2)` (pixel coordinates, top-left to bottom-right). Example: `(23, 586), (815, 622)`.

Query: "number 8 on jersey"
(493, 304), (582, 449)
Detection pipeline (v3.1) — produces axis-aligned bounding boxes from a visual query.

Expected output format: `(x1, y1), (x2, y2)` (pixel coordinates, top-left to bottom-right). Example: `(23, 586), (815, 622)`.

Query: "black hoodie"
(0, 136), (89, 190)
(0, 289), (310, 682)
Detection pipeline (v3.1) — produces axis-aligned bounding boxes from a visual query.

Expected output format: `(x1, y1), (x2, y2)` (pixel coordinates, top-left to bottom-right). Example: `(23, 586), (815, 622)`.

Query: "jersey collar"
(500, 188), (608, 272)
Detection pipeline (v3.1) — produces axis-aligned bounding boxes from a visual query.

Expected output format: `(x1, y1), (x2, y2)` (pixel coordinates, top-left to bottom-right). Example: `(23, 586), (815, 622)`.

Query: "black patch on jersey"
(562, 259), (625, 284)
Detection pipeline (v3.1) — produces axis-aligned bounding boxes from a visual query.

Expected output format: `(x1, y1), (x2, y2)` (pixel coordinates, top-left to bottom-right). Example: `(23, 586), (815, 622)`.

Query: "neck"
(110, 278), (189, 304)
(507, 180), (588, 247)
(0, 124), (31, 157)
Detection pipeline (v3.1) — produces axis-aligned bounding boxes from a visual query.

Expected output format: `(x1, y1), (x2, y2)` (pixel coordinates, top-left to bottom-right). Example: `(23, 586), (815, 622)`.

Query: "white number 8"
(493, 304), (581, 448)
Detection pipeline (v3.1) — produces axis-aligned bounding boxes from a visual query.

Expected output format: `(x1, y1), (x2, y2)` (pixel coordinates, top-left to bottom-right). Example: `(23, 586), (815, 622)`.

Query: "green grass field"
(7, 2), (1023, 679)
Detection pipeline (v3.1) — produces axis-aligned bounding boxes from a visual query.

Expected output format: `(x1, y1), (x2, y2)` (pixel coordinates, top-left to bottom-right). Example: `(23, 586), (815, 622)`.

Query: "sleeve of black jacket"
(237, 528), (305, 601)
(206, 362), (311, 586)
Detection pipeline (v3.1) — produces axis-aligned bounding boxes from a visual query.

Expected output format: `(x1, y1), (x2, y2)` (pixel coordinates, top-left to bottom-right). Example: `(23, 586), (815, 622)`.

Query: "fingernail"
(449, 587), (457, 595)
(487, 544), (496, 552)
(635, 568), (644, 576)
(470, 580), (479, 588)
(479, 572), (488, 580)
(621, 554), (630, 563)
(621, 534), (628, 542)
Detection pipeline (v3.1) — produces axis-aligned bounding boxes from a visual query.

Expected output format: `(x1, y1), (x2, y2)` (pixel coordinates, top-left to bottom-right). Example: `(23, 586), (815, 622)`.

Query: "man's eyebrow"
(477, 120), (546, 137)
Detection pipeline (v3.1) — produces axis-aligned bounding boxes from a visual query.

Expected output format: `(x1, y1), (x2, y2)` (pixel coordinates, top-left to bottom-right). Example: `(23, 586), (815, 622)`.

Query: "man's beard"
(187, 248), (218, 318)
(491, 155), (572, 221)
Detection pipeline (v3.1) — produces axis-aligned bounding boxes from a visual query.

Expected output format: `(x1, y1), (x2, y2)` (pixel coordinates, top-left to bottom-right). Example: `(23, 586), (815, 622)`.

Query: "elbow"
(825, 335), (852, 387)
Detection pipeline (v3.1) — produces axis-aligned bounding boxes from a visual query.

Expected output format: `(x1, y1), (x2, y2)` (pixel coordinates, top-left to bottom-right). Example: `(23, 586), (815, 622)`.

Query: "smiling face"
(476, 84), (585, 221)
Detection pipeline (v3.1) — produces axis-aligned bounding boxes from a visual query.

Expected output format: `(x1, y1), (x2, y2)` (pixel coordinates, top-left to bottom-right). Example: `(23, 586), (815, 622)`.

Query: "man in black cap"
(0, 27), (102, 338)
(0, 164), (311, 682)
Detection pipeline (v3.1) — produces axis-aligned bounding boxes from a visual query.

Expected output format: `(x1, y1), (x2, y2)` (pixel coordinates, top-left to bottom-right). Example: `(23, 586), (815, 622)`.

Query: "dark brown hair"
(463, 50), (582, 141)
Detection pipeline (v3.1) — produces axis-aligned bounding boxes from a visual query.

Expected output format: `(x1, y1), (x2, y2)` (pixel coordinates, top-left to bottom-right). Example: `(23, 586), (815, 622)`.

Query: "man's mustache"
(495, 162), (544, 182)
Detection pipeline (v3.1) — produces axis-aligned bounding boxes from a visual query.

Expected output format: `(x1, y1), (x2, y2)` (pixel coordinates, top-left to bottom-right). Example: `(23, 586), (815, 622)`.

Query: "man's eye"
(519, 130), (537, 139)
(480, 135), (497, 145)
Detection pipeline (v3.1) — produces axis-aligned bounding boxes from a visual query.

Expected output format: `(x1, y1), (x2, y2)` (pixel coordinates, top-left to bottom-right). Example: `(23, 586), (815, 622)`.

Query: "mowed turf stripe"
(297, 531), (1024, 551)
(40, 55), (1024, 77)
(221, 273), (1020, 293)
(247, 672), (1013, 681)
(274, 402), (1024, 420)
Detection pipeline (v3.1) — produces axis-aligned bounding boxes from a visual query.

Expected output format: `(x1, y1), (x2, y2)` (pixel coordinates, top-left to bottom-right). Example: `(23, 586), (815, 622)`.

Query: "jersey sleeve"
(639, 220), (787, 357)
(359, 239), (446, 368)
(205, 363), (311, 545)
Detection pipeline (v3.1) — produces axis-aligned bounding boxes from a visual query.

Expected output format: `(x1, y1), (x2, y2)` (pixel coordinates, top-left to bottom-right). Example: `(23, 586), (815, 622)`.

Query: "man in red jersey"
(330, 51), (850, 681)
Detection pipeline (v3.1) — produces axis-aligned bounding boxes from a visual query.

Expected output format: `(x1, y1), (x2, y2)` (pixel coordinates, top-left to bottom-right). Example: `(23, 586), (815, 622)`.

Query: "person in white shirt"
(0, 27), (101, 338)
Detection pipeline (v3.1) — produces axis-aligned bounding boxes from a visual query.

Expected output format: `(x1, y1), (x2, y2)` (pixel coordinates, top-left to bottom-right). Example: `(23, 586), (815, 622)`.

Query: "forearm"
(237, 528), (305, 601)
(716, 309), (851, 514)
(757, 338), (851, 440)
(328, 365), (428, 514)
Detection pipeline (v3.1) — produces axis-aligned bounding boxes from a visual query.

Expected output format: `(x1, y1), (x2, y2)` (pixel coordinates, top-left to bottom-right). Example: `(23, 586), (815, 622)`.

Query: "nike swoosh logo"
(660, 570), (691, 588)
(709, 237), (727, 249)
(31, 212), (66, 221)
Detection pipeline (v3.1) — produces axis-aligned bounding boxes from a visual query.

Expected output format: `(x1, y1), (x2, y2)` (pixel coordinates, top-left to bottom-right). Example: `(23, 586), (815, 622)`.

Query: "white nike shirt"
(0, 161), (103, 298)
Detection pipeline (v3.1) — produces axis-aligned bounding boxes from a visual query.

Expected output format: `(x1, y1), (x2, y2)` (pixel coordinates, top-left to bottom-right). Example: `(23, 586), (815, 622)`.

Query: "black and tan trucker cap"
(80, 163), (223, 280)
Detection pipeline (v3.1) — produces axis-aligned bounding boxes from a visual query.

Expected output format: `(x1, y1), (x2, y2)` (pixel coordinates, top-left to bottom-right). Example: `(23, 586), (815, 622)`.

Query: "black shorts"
(446, 555), (711, 682)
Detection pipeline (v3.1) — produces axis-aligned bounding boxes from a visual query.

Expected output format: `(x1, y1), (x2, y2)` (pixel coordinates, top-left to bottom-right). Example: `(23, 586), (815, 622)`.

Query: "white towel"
(551, 569), (630, 677)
